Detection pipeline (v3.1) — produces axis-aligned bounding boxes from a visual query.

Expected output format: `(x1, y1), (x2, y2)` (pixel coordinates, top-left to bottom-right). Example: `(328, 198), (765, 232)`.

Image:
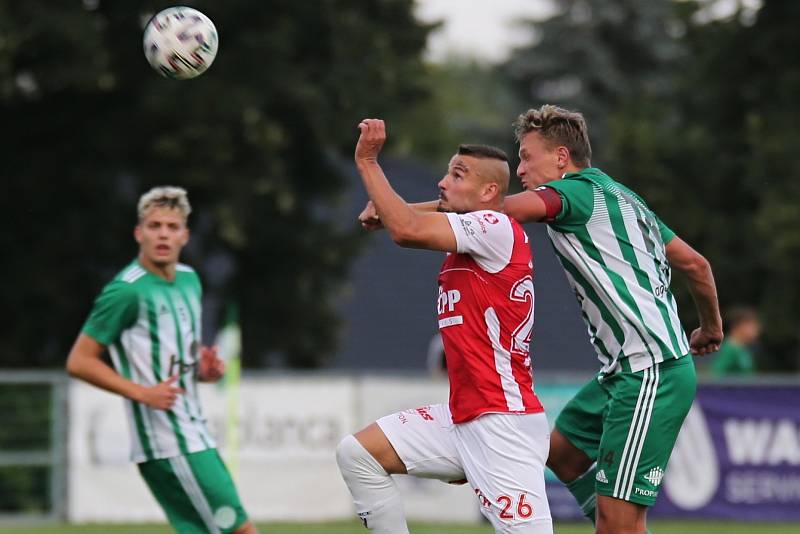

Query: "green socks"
(566, 465), (597, 524)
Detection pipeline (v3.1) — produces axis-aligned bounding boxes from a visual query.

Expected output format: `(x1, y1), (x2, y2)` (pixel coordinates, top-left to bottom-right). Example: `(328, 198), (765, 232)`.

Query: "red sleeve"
(534, 187), (563, 222)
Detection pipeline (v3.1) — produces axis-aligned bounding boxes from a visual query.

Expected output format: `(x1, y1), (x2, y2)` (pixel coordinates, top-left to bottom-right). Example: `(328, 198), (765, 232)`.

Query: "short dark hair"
(723, 306), (759, 332)
(513, 105), (592, 167)
(458, 144), (508, 162)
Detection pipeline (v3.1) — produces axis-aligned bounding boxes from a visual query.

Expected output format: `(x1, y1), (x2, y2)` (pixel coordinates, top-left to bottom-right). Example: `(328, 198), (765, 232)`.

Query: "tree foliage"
(0, 0), (433, 368)
(504, 0), (800, 370)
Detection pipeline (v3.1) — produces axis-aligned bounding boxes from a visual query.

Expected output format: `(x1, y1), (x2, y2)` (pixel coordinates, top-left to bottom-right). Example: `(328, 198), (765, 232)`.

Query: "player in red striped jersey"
(336, 119), (552, 533)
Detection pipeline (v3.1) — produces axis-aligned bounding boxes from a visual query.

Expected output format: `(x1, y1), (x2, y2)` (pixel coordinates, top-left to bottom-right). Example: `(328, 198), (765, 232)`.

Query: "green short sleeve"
(82, 281), (139, 346)
(544, 177), (595, 228)
(656, 215), (676, 244)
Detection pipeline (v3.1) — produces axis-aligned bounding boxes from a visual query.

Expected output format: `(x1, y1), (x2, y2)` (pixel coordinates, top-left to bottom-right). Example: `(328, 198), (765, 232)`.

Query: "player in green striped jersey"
(506, 106), (722, 534)
(67, 186), (257, 534)
(359, 105), (722, 533)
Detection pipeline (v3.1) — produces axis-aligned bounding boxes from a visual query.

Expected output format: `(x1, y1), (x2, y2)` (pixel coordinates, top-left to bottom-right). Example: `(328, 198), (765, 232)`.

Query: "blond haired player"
(362, 106), (722, 534)
(337, 120), (552, 533)
(67, 187), (257, 534)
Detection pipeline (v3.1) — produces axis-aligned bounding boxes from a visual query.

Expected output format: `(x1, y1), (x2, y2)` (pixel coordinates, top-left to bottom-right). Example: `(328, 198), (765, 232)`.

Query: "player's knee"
(336, 434), (382, 478)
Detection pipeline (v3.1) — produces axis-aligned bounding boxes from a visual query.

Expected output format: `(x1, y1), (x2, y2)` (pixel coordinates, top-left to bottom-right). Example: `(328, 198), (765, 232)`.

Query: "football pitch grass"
(3, 522), (800, 534)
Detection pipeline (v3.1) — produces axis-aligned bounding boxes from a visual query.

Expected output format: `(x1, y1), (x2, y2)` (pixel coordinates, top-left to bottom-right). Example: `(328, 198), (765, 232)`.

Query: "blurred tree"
(503, 0), (800, 370)
(504, 0), (682, 150)
(0, 0), (433, 368)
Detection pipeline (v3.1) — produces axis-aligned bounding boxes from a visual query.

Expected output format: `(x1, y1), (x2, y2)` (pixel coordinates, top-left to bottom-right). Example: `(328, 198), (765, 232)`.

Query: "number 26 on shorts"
(498, 493), (533, 520)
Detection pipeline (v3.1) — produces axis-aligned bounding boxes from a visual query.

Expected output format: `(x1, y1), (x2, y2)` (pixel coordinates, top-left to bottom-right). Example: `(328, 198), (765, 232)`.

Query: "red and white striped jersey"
(440, 210), (543, 424)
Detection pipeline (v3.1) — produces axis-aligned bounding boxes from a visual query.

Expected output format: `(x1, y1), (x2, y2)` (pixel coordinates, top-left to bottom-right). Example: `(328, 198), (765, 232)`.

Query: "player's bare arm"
(359, 190), (548, 229)
(355, 118), (457, 251)
(503, 191), (549, 223)
(67, 333), (185, 409)
(666, 237), (723, 355)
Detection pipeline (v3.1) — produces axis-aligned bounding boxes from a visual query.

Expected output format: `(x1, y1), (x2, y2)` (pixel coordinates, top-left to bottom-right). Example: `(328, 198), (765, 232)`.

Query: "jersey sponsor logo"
(438, 316), (463, 329)
(483, 213), (499, 225)
(634, 487), (659, 498)
(415, 407), (434, 421)
(437, 286), (461, 314)
(596, 469), (609, 484)
(168, 353), (197, 377)
(644, 466), (664, 487)
(459, 218), (476, 237)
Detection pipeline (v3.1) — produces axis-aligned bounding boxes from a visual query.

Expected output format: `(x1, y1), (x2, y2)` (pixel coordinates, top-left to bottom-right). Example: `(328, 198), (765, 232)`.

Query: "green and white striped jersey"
(82, 260), (215, 463)
(542, 168), (690, 377)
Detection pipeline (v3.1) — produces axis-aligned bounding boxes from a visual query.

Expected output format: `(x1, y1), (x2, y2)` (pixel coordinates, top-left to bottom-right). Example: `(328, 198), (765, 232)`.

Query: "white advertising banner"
(68, 375), (481, 523)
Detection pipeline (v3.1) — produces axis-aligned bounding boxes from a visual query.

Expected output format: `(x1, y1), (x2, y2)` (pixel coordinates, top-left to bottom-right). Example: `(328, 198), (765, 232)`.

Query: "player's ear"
(134, 225), (143, 244)
(481, 182), (499, 202)
(556, 146), (571, 169)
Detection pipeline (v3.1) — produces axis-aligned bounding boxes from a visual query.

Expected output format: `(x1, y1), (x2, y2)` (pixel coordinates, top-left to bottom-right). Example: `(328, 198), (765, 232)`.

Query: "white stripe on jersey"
(553, 232), (650, 360)
(562, 268), (620, 368)
(583, 201), (666, 361)
(484, 307), (524, 411)
(122, 266), (146, 284)
(176, 263), (195, 273)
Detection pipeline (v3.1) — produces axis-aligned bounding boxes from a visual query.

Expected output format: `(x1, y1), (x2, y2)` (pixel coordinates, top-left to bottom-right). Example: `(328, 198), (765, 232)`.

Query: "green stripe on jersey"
(113, 340), (155, 461)
(545, 168), (690, 374)
(174, 285), (212, 449)
(147, 294), (189, 456)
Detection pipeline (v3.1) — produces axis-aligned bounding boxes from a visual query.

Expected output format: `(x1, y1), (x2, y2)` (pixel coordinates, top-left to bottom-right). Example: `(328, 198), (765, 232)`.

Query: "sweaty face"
(135, 207), (189, 268)
(437, 155), (485, 214)
(517, 132), (563, 190)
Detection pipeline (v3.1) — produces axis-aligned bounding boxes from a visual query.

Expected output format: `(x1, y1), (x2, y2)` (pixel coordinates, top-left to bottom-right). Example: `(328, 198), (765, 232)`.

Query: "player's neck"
(138, 254), (178, 282)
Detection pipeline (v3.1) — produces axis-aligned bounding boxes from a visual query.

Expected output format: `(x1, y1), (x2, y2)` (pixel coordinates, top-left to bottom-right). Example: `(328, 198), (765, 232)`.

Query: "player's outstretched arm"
(666, 237), (723, 355)
(355, 119), (456, 252)
(503, 191), (549, 223)
(66, 333), (184, 409)
(357, 199), (441, 231)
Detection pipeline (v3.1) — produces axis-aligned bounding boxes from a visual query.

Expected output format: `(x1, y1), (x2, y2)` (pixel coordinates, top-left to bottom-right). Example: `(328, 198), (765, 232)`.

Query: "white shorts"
(377, 404), (552, 533)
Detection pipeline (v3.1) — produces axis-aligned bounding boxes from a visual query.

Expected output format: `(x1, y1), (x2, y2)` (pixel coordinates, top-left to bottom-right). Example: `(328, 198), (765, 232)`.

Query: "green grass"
(2, 522), (800, 534)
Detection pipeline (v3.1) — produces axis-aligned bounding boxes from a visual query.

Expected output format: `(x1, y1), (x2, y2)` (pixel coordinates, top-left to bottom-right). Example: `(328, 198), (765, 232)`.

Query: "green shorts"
(555, 356), (696, 506)
(138, 448), (248, 533)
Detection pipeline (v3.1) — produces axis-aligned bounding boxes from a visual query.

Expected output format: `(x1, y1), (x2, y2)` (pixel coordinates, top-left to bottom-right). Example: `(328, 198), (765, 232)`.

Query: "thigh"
(139, 449), (248, 534)
(376, 403), (466, 482)
(554, 377), (608, 461)
(598, 358), (696, 506)
(454, 413), (553, 533)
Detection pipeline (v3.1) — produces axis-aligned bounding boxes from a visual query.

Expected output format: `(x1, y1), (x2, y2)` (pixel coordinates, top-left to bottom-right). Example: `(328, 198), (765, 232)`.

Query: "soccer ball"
(143, 7), (218, 80)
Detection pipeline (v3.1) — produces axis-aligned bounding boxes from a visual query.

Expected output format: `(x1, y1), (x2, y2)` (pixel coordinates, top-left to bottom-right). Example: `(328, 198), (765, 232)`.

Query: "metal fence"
(0, 371), (68, 522)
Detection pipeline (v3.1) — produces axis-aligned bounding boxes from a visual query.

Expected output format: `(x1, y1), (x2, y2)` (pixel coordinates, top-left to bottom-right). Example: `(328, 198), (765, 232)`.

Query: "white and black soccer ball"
(143, 7), (218, 80)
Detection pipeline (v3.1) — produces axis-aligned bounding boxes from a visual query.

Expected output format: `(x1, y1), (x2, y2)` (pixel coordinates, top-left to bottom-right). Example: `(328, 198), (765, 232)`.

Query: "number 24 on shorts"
(498, 493), (533, 520)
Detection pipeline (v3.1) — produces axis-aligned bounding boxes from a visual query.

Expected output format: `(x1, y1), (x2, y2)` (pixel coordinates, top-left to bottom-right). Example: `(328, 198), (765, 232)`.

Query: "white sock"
(335, 434), (409, 533)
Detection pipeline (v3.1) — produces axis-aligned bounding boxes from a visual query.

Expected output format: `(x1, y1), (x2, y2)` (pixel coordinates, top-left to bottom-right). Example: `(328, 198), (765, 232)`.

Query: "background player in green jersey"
(359, 105), (722, 534)
(505, 105), (723, 534)
(67, 186), (257, 534)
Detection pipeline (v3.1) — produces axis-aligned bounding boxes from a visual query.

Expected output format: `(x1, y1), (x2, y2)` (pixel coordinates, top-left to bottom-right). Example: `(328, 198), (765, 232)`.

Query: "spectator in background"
(711, 306), (762, 376)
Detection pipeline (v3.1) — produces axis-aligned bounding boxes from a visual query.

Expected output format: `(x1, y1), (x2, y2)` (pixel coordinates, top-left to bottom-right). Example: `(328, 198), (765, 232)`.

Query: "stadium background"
(2, 0), (799, 532)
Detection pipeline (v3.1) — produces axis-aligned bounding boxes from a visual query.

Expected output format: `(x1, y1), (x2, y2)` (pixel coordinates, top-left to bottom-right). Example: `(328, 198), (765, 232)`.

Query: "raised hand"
(358, 200), (383, 231)
(355, 118), (387, 163)
(139, 375), (185, 410)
